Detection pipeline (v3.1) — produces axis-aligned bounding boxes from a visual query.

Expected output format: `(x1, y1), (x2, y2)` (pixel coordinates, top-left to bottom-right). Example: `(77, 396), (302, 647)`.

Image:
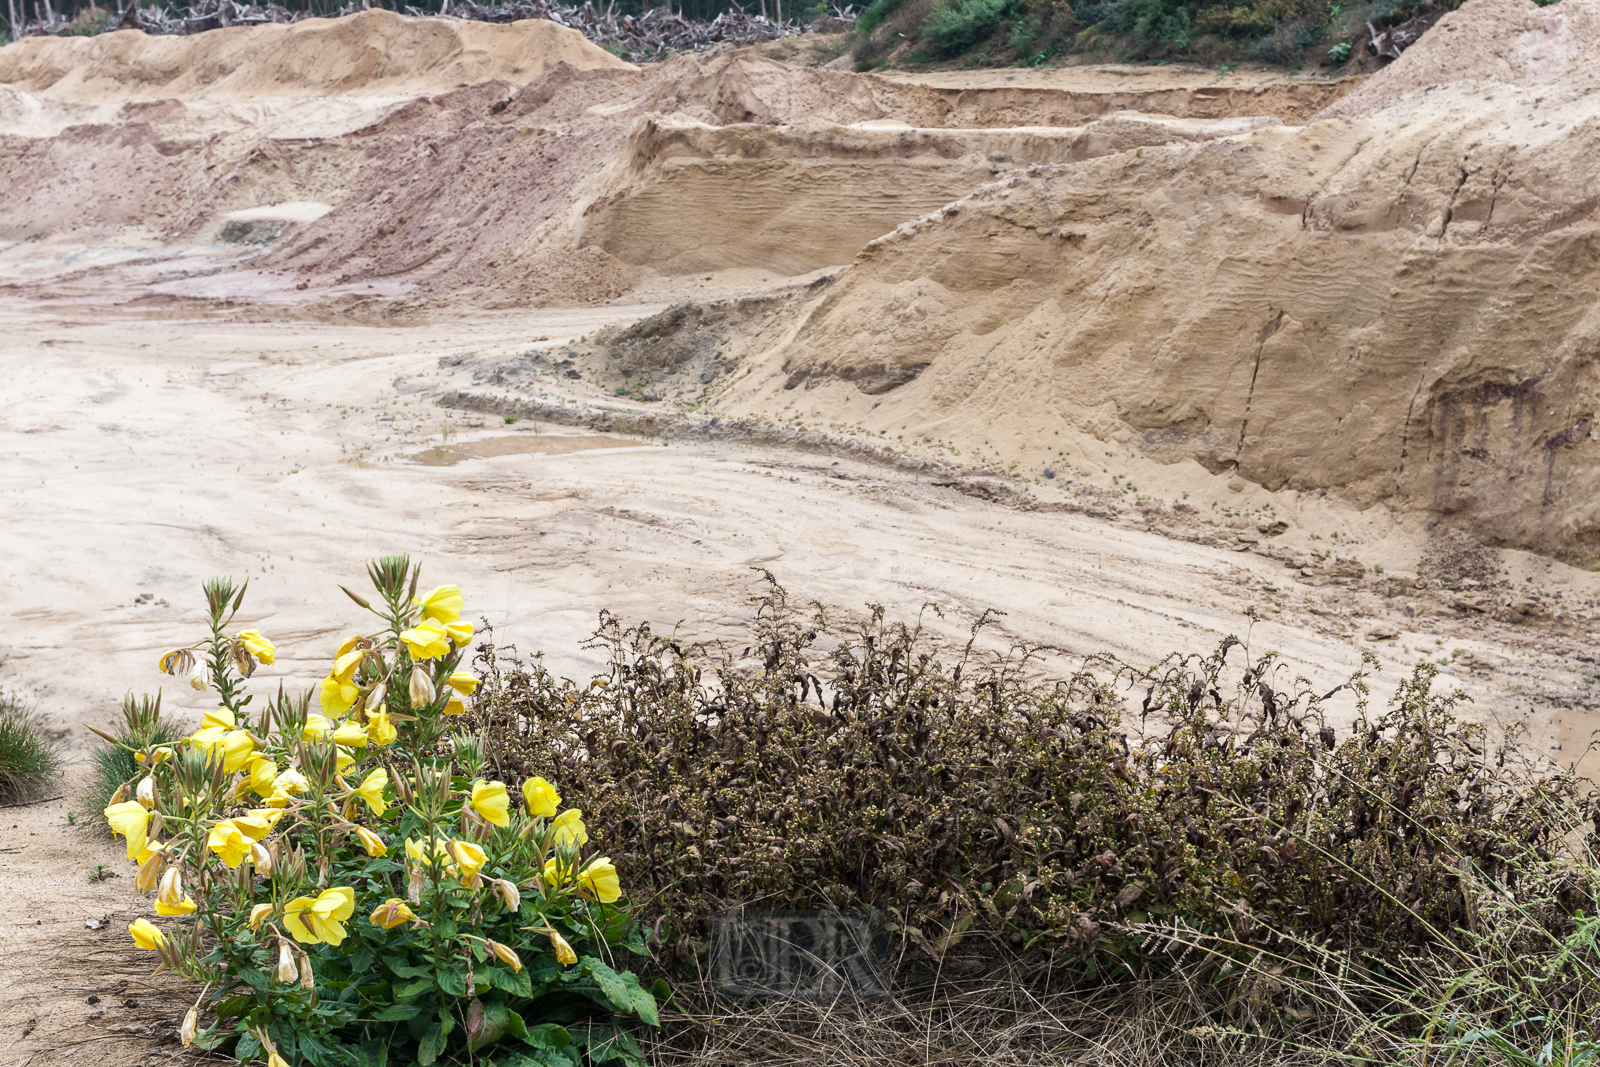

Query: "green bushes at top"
(923, 0), (1026, 53)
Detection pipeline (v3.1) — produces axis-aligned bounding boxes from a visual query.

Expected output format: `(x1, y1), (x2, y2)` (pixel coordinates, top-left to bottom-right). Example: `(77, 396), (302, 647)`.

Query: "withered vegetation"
(467, 579), (1600, 1063)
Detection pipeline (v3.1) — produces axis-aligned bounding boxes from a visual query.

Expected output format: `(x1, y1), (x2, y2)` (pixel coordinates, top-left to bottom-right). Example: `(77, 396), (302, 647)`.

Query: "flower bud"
(394, 774), (414, 805)
(297, 949), (314, 991)
(247, 903), (273, 929)
(157, 867), (184, 909)
(180, 1007), (198, 1046)
(135, 776), (156, 810)
(409, 666), (436, 707)
(486, 939), (523, 972)
(276, 942), (297, 983)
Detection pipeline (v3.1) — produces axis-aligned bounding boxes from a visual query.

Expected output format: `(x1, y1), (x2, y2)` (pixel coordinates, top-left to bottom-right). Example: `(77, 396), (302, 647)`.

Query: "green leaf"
(372, 1002), (424, 1022)
(387, 962), (436, 979)
(579, 959), (660, 1027)
(437, 966), (468, 997)
(488, 963), (534, 998)
(418, 1023), (444, 1067)
(395, 977), (435, 1000)
(213, 993), (254, 1021)
(521, 1023), (572, 1051)
(237, 966), (271, 991)
(469, 1005), (530, 1052)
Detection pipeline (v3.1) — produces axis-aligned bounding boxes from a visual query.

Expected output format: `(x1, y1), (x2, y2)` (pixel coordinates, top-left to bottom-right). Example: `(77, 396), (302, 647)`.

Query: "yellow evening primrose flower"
(470, 780), (511, 827)
(447, 671), (480, 695)
(129, 918), (166, 951)
(208, 820), (253, 867)
(485, 939), (523, 972)
(579, 857), (622, 904)
(405, 836), (450, 865)
(445, 620), (474, 649)
(274, 768), (310, 795)
(542, 856), (573, 887)
(247, 756), (279, 798)
(414, 585), (464, 624)
(366, 708), (397, 747)
(369, 898), (416, 930)
(550, 808), (588, 849)
(335, 746), (356, 773)
(319, 676), (360, 717)
(399, 618), (452, 660)
(156, 895), (198, 916)
(104, 801), (150, 861)
(443, 692), (467, 716)
(200, 707), (236, 731)
(357, 767), (389, 816)
(522, 776), (560, 818)
(301, 714), (333, 742)
(353, 826), (387, 857)
(446, 840), (487, 882)
(135, 837), (167, 866)
(248, 904), (274, 929)
(191, 727), (255, 773)
(268, 1050), (290, 1067)
(332, 721), (368, 748)
(232, 811), (279, 841)
(283, 887), (356, 946)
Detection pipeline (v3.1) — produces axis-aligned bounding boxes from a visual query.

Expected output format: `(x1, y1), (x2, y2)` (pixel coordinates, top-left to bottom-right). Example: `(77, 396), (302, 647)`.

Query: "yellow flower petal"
(413, 585), (464, 624)
(357, 767), (389, 816)
(447, 671), (480, 695)
(469, 780), (511, 828)
(104, 801), (150, 861)
(579, 856), (622, 904)
(399, 618), (452, 660)
(238, 630), (276, 665)
(550, 808), (588, 849)
(522, 776), (560, 818)
(129, 918), (166, 951)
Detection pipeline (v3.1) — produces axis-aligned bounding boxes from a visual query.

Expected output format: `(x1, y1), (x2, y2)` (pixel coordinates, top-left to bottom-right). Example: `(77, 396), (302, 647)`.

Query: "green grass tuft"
(0, 694), (61, 804)
(84, 717), (183, 821)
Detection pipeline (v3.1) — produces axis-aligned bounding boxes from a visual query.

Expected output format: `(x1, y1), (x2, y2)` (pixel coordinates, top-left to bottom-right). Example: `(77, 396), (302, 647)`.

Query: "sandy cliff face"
(744, 0), (1600, 564)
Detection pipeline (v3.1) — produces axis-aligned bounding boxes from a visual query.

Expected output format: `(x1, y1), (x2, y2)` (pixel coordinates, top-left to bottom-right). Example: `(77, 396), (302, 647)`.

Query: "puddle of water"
(405, 433), (643, 466)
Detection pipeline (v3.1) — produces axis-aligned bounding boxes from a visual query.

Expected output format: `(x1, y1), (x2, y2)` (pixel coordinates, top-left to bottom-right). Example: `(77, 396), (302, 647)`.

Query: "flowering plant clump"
(97, 557), (659, 1067)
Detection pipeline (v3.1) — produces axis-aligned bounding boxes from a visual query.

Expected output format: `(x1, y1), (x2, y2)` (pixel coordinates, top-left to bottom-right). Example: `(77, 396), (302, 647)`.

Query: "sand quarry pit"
(2, 2), (1600, 1059)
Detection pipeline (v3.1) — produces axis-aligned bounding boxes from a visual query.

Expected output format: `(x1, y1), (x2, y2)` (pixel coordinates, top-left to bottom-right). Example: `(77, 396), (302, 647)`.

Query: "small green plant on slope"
(98, 558), (658, 1067)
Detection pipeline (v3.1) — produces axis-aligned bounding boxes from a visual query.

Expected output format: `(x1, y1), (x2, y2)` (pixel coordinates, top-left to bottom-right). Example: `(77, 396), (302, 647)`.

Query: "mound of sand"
(1318, 0), (1600, 120)
(708, 8), (1600, 564)
(0, 8), (631, 103)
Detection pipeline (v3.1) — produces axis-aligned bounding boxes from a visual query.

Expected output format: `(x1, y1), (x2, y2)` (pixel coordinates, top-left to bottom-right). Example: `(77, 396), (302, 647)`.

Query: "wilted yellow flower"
(105, 801), (150, 861)
(129, 918), (166, 951)
(246, 756), (279, 798)
(353, 826), (387, 857)
(207, 820), (253, 868)
(283, 887), (356, 946)
(135, 775), (156, 810)
(301, 715), (333, 742)
(188, 664), (207, 691)
(447, 671), (480, 695)
(408, 664), (436, 706)
(276, 942), (298, 983)
(181, 1007), (198, 1047)
(135, 837), (166, 866)
(400, 618), (452, 660)
(297, 949), (315, 990)
(485, 939), (523, 972)
(332, 721), (367, 748)
(579, 857), (622, 904)
(357, 767), (389, 816)
(446, 840), (487, 882)
(157, 867), (185, 909)
(491, 877), (521, 913)
(237, 631), (276, 666)
(250, 842), (274, 873)
(248, 904), (274, 929)
(200, 707), (235, 731)
(366, 709), (397, 747)
(158, 648), (193, 675)
(359, 681), (388, 718)
(522, 776), (560, 818)
(414, 585), (464, 624)
(268, 1051), (289, 1067)
(548, 929), (578, 966)
(470, 780), (511, 827)
(445, 620), (474, 649)
(155, 895), (197, 916)
(134, 847), (165, 893)
(369, 898), (416, 930)
(550, 808), (588, 849)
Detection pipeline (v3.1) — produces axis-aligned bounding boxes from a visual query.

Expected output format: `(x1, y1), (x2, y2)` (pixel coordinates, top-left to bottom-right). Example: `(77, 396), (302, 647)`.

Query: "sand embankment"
(0, 8), (631, 102)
